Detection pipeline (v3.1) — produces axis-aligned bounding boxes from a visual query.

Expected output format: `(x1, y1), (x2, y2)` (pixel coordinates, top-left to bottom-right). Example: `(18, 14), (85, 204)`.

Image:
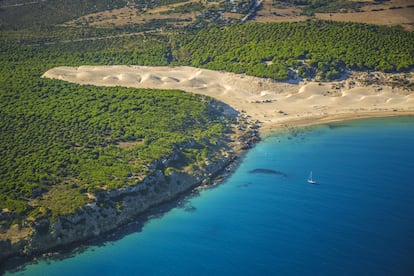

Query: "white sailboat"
(307, 171), (317, 184)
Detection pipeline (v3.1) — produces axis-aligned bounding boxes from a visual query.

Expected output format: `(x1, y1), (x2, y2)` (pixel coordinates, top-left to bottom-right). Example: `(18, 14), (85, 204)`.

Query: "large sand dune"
(43, 66), (414, 132)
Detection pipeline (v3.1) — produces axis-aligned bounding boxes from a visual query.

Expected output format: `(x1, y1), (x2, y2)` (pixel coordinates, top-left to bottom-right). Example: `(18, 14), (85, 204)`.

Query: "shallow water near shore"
(6, 116), (414, 275)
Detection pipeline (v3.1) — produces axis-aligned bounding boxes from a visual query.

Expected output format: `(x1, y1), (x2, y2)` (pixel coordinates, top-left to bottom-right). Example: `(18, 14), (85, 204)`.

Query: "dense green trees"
(0, 42), (231, 220)
(172, 21), (414, 80)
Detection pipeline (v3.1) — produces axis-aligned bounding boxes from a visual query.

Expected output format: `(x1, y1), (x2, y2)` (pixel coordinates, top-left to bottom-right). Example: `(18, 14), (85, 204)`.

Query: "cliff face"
(0, 155), (231, 260)
(0, 111), (260, 265)
(40, 169), (203, 249)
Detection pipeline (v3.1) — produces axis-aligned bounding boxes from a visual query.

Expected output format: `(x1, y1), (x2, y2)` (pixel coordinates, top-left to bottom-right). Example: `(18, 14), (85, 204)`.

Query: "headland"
(2, 65), (413, 269)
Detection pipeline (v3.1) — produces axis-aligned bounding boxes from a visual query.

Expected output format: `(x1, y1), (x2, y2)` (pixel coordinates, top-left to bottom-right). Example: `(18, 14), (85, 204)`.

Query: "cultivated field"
(64, 0), (244, 29)
(254, 0), (414, 31)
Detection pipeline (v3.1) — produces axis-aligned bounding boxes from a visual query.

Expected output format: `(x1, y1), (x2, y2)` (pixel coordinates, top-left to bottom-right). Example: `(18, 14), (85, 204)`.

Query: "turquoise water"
(6, 117), (414, 275)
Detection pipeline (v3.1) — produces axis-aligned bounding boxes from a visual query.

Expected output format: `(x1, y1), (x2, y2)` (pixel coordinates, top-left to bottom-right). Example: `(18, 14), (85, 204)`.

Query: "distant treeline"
(0, 0), (126, 29)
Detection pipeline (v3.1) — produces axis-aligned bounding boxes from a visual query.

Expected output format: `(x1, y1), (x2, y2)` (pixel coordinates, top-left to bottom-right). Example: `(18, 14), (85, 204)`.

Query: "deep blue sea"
(6, 117), (414, 276)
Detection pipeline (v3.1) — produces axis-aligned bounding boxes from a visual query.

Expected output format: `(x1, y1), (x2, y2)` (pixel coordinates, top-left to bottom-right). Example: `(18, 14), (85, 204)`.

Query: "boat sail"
(307, 171), (317, 184)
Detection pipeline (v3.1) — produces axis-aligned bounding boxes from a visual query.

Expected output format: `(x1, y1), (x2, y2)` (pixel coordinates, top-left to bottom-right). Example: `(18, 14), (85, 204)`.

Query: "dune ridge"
(42, 66), (414, 132)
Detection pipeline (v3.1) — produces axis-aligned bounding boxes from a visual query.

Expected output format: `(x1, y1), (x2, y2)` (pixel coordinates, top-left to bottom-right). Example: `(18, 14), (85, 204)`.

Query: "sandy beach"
(43, 66), (414, 132)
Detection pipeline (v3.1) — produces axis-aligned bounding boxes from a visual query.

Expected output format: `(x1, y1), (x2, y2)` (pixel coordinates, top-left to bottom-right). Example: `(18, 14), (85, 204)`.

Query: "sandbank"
(42, 66), (414, 133)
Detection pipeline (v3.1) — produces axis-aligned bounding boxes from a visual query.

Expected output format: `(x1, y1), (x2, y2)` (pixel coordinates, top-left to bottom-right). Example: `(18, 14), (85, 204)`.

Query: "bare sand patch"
(42, 66), (414, 133)
(117, 140), (144, 148)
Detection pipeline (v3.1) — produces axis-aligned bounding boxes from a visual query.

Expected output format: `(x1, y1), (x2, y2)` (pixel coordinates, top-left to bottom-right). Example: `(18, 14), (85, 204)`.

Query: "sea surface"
(5, 116), (414, 276)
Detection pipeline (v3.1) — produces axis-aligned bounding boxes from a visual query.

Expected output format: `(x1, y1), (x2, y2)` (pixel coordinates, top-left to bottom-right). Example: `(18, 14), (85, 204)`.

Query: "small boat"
(307, 171), (317, 184)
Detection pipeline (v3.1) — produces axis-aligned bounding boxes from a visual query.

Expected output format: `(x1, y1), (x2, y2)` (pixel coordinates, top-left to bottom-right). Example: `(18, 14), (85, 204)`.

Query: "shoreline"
(3, 111), (414, 273)
(5, 112), (414, 274)
(1, 125), (255, 274)
(1, 112), (259, 273)
(259, 111), (414, 135)
(4, 112), (413, 273)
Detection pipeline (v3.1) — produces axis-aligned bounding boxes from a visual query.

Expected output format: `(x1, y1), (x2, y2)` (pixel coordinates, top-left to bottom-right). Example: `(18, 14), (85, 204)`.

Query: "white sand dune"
(42, 66), (414, 132)
(161, 76), (179, 83)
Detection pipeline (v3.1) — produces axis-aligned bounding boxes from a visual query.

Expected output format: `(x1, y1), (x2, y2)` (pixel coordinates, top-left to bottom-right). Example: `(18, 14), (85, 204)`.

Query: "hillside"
(1, 0), (414, 267)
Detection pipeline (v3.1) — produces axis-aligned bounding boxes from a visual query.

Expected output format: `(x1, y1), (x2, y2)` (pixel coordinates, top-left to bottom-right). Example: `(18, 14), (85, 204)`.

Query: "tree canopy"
(172, 21), (414, 80)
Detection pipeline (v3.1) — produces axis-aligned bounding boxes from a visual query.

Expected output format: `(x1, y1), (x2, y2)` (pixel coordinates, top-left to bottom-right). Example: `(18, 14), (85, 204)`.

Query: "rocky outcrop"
(28, 169), (202, 255)
(0, 116), (260, 265)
